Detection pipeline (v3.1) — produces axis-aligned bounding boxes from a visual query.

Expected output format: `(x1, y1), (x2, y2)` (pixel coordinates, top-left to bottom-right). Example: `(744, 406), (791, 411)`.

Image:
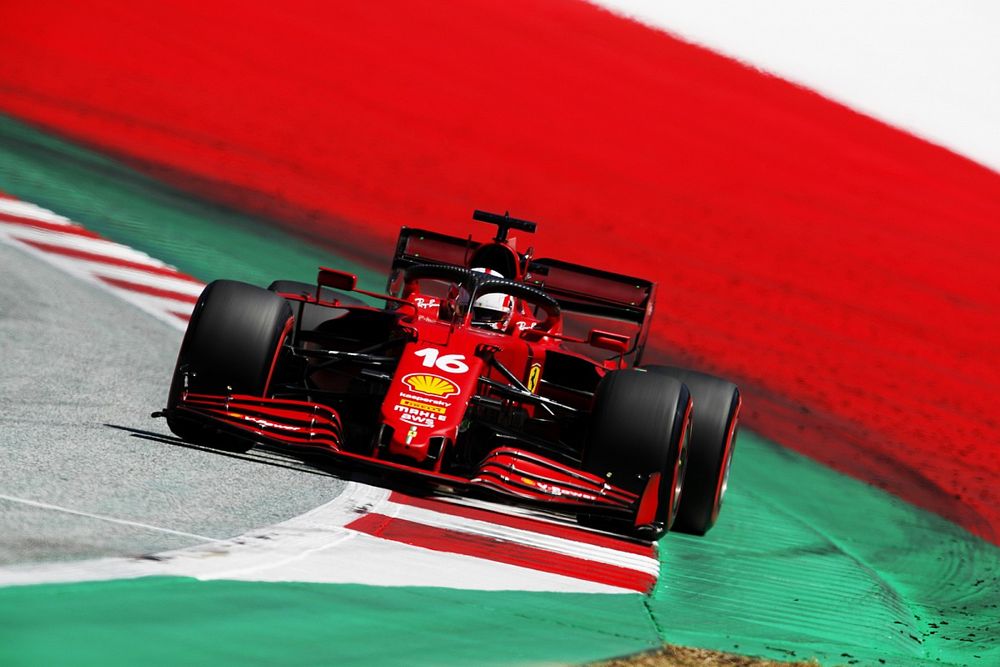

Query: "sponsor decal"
(527, 363), (541, 393)
(399, 391), (451, 408)
(402, 373), (460, 398)
(405, 425), (418, 445)
(393, 403), (445, 428)
(399, 398), (446, 414)
(534, 480), (598, 501)
(230, 413), (301, 432)
(413, 296), (440, 310)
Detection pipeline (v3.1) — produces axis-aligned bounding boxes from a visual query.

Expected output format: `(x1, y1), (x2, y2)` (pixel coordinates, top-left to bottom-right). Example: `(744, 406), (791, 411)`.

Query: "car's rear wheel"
(167, 280), (293, 452)
(644, 366), (741, 535)
(580, 369), (692, 540)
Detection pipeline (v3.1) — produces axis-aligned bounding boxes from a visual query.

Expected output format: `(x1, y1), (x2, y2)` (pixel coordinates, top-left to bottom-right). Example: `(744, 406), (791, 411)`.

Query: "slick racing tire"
(581, 369), (692, 540)
(167, 280), (293, 452)
(644, 366), (741, 536)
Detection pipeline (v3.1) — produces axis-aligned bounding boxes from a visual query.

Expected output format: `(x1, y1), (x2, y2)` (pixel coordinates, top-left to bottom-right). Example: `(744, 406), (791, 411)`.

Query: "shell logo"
(402, 373), (460, 398)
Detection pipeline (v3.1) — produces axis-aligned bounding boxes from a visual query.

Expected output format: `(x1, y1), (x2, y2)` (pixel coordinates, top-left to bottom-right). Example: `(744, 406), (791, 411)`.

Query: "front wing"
(164, 392), (652, 523)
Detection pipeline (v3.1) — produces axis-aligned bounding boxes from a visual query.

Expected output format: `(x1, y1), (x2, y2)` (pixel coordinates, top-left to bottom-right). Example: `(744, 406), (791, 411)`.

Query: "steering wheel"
(474, 278), (561, 331)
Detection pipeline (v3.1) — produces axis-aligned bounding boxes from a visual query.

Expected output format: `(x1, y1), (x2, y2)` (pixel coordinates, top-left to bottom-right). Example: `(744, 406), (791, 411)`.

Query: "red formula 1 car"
(158, 210), (741, 539)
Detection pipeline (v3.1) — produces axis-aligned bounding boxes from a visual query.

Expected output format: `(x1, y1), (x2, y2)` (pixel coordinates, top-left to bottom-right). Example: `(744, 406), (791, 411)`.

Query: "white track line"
(0, 483), (389, 587)
(0, 493), (221, 543)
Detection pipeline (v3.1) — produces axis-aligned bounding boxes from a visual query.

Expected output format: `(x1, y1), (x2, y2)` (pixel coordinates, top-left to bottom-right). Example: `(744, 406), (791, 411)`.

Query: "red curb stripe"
(97, 275), (199, 304)
(389, 492), (654, 557)
(347, 512), (655, 593)
(17, 238), (201, 283)
(0, 213), (100, 238)
(1, 195), (198, 327)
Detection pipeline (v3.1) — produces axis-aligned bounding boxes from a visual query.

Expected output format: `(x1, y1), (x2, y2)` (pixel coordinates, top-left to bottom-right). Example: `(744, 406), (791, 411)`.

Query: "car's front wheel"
(580, 369), (692, 540)
(167, 280), (293, 452)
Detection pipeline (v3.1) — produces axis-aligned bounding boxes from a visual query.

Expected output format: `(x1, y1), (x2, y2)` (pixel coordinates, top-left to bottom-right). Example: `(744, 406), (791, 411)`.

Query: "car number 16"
(413, 347), (469, 374)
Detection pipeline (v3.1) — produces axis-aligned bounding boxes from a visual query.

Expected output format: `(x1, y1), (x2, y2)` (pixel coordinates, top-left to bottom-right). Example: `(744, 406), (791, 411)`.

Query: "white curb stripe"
(7, 223), (193, 270)
(383, 500), (660, 577)
(0, 201), (201, 330)
(0, 197), (73, 224)
(86, 264), (205, 297)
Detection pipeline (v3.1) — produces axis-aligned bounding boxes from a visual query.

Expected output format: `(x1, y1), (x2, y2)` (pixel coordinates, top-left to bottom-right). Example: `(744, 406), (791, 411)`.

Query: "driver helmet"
(470, 267), (514, 330)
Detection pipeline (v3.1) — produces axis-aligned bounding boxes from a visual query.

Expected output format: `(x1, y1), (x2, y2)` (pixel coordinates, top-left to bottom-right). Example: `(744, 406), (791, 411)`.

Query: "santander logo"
(402, 373), (460, 398)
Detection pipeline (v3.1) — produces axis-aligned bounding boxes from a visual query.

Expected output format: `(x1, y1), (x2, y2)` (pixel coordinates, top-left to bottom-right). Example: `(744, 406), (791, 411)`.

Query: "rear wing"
(527, 258), (656, 364)
(390, 227), (480, 273)
(388, 227), (657, 363)
(526, 258), (654, 325)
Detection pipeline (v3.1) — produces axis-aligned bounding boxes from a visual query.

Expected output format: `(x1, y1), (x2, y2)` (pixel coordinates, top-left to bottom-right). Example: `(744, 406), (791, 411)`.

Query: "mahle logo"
(402, 373), (460, 398)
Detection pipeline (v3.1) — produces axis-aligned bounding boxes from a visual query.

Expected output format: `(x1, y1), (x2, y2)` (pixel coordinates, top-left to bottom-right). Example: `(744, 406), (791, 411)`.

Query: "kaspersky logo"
(402, 373), (460, 398)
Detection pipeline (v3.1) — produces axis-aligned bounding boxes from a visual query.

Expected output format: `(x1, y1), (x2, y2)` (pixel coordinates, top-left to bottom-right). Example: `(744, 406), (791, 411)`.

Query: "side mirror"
(317, 267), (357, 293)
(588, 329), (630, 355)
(519, 327), (550, 342)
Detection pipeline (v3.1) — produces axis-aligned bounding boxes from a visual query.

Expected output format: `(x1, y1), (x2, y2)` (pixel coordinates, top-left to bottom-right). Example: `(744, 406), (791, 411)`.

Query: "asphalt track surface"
(0, 242), (347, 565)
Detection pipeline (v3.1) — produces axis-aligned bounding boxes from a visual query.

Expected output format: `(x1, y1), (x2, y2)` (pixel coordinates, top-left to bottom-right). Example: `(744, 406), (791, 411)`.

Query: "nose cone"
(389, 422), (432, 461)
(384, 390), (454, 463)
(381, 335), (488, 465)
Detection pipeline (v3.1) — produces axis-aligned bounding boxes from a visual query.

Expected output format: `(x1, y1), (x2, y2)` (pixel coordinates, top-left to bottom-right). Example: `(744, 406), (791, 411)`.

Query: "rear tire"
(645, 366), (740, 535)
(167, 280), (293, 452)
(580, 369), (692, 540)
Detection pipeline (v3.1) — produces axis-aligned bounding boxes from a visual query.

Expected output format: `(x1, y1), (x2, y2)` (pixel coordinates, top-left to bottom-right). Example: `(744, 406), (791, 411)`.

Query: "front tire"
(645, 366), (741, 535)
(167, 280), (293, 452)
(581, 369), (692, 539)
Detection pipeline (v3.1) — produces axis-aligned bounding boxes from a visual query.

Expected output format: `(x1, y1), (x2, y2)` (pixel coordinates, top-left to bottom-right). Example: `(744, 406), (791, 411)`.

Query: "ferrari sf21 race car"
(157, 210), (741, 540)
